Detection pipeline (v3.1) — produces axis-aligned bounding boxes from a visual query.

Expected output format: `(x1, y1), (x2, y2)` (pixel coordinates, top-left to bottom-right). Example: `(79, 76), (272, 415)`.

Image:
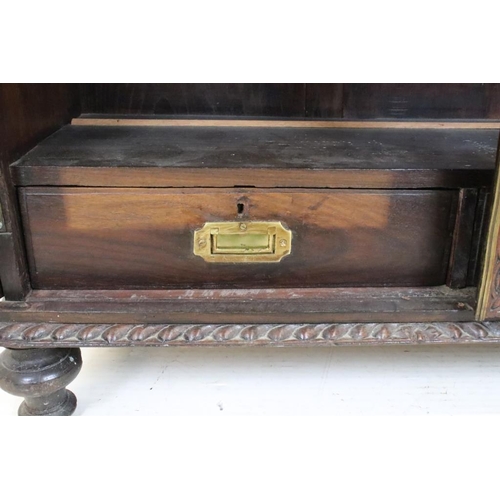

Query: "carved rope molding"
(1, 322), (500, 348)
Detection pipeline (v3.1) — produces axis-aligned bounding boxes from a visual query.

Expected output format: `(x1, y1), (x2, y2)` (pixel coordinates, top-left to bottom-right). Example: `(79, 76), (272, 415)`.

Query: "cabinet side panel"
(0, 84), (80, 162)
(0, 84), (80, 300)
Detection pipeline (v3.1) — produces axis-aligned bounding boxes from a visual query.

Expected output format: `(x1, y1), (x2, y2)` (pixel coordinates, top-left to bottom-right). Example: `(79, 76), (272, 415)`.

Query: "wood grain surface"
(0, 84), (498, 331)
(0, 84), (79, 163)
(14, 165), (494, 190)
(446, 189), (479, 288)
(0, 84), (80, 300)
(20, 188), (457, 289)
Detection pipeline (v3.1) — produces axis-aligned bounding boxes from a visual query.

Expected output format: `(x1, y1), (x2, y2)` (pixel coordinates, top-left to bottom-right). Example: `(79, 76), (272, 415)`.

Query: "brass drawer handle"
(193, 221), (292, 263)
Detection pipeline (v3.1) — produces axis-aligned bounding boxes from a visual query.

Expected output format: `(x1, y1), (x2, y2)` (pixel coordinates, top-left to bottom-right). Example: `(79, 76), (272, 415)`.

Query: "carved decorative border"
(1, 322), (500, 348)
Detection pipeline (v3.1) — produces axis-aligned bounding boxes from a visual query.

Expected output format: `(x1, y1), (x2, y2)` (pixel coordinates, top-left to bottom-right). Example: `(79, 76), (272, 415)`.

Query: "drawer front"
(20, 188), (456, 289)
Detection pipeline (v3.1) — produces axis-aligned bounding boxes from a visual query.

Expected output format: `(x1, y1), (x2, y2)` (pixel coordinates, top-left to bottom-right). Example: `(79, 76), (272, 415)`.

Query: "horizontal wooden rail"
(71, 117), (500, 129)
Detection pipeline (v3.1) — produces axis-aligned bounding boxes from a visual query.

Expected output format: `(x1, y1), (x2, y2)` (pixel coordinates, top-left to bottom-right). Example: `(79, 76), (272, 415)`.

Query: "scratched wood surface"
(13, 125), (498, 170)
(12, 125), (496, 189)
(0, 286), (477, 323)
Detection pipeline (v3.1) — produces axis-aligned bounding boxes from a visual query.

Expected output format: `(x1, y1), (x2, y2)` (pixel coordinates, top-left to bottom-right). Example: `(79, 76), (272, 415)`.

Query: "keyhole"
(237, 202), (245, 216)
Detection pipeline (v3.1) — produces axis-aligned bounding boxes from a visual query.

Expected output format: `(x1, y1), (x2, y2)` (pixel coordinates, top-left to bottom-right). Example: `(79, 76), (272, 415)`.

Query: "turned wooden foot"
(0, 348), (82, 416)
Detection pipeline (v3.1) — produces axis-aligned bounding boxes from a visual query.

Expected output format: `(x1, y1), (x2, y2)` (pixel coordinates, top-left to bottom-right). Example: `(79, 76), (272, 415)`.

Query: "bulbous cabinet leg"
(0, 348), (82, 416)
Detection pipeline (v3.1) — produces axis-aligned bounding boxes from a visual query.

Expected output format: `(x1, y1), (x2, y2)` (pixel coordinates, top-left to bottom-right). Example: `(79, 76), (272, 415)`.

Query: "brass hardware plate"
(193, 221), (292, 263)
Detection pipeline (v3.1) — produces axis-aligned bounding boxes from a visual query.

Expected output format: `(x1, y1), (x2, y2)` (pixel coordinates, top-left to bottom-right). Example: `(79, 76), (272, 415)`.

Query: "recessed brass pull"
(193, 221), (292, 263)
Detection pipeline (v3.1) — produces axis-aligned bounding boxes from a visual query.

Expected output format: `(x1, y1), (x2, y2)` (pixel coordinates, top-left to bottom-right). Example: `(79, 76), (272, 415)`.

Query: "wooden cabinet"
(1, 83), (500, 416)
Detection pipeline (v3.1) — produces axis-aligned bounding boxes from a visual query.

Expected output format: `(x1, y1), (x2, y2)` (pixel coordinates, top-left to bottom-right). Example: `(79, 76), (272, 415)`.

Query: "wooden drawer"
(20, 188), (457, 289)
(20, 187), (458, 289)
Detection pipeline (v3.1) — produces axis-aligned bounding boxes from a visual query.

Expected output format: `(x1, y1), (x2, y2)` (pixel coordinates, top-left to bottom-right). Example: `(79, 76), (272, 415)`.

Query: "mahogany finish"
(0, 84), (80, 162)
(0, 84), (80, 300)
(20, 188), (457, 289)
(2, 83), (500, 416)
(15, 164), (493, 190)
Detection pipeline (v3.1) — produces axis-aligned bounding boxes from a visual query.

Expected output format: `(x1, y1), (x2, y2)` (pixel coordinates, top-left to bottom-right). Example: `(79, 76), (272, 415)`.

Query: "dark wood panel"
(0, 84), (80, 163)
(305, 84), (343, 118)
(0, 84), (80, 301)
(343, 84), (496, 119)
(79, 84), (500, 120)
(80, 83), (307, 117)
(12, 124), (498, 171)
(0, 165), (29, 300)
(21, 188), (457, 289)
(0, 287), (477, 323)
(468, 189), (490, 286)
(447, 189), (478, 288)
(0, 233), (29, 300)
(486, 84), (500, 118)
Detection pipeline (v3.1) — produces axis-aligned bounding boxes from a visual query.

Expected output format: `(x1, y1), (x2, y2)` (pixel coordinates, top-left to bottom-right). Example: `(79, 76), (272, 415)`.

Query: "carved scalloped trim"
(1, 322), (499, 347)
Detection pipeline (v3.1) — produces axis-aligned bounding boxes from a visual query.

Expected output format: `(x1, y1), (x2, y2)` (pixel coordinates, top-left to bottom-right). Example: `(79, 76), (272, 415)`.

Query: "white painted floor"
(1, 344), (500, 416)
